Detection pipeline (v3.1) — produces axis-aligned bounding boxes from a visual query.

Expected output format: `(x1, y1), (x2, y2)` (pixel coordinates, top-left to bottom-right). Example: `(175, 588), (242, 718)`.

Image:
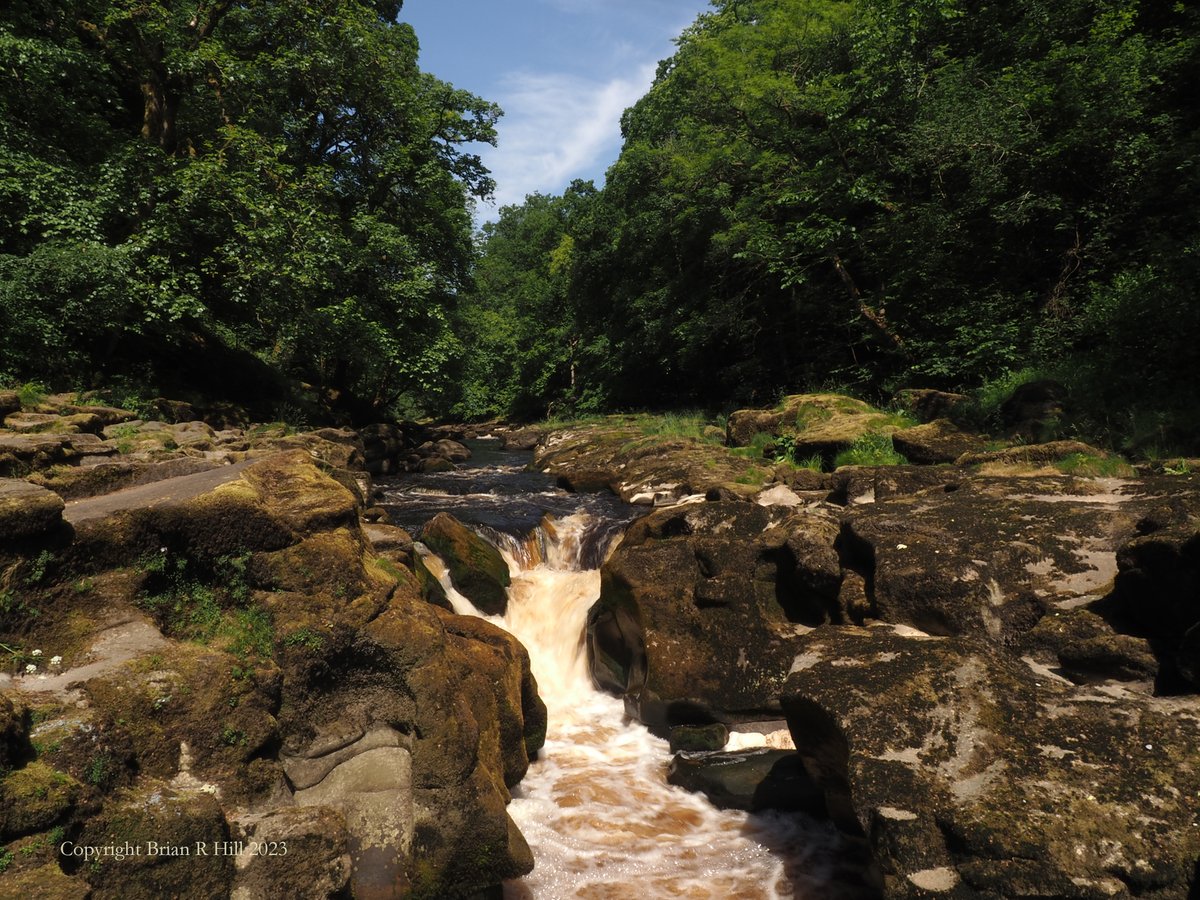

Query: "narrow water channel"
(380, 439), (851, 899)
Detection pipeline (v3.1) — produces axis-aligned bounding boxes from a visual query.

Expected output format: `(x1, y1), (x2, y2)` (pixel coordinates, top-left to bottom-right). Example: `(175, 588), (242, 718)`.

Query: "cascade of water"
(392, 444), (853, 898)
(430, 513), (844, 899)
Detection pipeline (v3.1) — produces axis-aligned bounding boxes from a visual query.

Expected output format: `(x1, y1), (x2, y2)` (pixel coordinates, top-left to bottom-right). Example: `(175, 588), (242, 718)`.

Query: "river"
(380, 438), (857, 899)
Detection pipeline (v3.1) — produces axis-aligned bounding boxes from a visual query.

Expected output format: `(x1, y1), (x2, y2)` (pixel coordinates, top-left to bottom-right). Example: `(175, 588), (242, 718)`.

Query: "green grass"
(833, 432), (908, 468)
(1054, 452), (1135, 477)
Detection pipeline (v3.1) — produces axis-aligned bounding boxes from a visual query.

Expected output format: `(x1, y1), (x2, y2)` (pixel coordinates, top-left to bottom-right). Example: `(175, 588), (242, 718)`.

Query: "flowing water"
(380, 439), (858, 899)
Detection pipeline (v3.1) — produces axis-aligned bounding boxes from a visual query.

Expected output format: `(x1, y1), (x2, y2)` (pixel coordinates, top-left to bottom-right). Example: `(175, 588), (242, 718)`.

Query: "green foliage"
(23, 550), (55, 586)
(1054, 453), (1135, 478)
(0, 848), (11, 874)
(282, 627), (325, 652)
(137, 550), (270, 657)
(0, 0), (498, 418)
(833, 432), (908, 468)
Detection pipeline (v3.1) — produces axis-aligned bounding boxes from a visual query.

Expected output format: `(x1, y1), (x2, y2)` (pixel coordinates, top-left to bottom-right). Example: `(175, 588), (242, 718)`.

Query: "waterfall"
(419, 512), (846, 899)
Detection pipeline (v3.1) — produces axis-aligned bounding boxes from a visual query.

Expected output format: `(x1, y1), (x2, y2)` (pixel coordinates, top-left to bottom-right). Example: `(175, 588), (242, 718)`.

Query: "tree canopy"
(0, 0), (498, 419)
(460, 0), (1200, 449)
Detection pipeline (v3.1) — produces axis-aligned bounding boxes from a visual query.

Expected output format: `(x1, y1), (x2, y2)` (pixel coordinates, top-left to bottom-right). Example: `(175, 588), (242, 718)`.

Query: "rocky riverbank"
(0, 393), (543, 899)
(534, 395), (1200, 899)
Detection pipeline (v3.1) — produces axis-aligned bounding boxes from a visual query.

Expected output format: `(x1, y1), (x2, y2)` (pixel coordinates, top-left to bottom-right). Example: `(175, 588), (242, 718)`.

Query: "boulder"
(1107, 517), (1200, 688)
(502, 428), (543, 452)
(432, 438), (471, 462)
(1000, 379), (1067, 440)
(0, 761), (84, 840)
(780, 624), (1200, 899)
(892, 388), (970, 424)
(0, 693), (29, 769)
(957, 439), (1116, 469)
(0, 389), (20, 417)
(421, 513), (511, 615)
(667, 748), (824, 814)
(587, 502), (843, 732)
(728, 394), (902, 461)
(0, 479), (64, 541)
(891, 419), (988, 465)
(668, 722), (729, 752)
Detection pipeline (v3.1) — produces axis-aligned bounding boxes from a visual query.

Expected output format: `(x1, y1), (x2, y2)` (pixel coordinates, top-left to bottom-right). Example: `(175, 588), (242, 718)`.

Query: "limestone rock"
(231, 806), (351, 900)
(891, 419), (988, 465)
(780, 624), (1200, 899)
(588, 502), (843, 732)
(0, 478), (64, 541)
(839, 476), (1159, 646)
(421, 512), (510, 615)
(667, 748), (823, 814)
(728, 394), (901, 461)
(78, 783), (235, 899)
(0, 389), (20, 417)
(892, 388), (970, 424)
(0, 761), (83, 840)
(957, 439), (1112, 469)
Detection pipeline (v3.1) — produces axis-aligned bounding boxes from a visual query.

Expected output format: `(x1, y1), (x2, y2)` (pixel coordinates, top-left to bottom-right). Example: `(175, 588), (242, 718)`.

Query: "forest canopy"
(2, 0), (1197, 450)
(0, 0), (497, 419)
(457, 0), (1200, 450)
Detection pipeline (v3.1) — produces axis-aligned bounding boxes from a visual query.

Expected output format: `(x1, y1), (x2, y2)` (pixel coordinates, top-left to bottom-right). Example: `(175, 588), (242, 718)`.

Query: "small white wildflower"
(24, 663), (36, 674)
(50, 655), (63, 667)
(1145, 743), (1154, 751)
(896, 543), (908, 550)
(31, 649), (42, 657)
(160, 546), (167, 553)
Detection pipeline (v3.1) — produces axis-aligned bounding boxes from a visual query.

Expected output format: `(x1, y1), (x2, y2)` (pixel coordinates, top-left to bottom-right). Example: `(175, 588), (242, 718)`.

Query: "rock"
(728, 394), (901, 462)
(0, 761), (83, 840)
(756, 484), (804, 507)
(0, 479), (65, 541)
(839, 476), (1162, 646)
(892, 388), (970, 424)
(780, 624), (1200, 899)
(0, 693), (29, 769)
(0, 864), (89, 900)
(1108, 517), (1200, 687)
(231, 806), (351, 900)
(28, 457), (221, 501)
(667, 748), (824, 814)
(145, 398), (198, 423)
(432, 438), (471, 462)
(826, 465), (964, 505)
(536, 424), (767, 504)
(668, 722), (729, 752)
(502, 429), (543, 452)
(5, 411), (104, 435)
(1021, 609), (1159, 683)
(891, 419), (988, 465)
(0, 432), (75, 476)
(364, 523), (413, 558)
(77, 783), (235, 899)
(421, 513), (511, 615)
(0, 389), (20, 417)
(412, 551), (451, 610)
(1000, 379), (1067, 440)
(588, 502), (843, 732)
(60, 404), (138, 428)
(417, 456), (455, 473)
(704, 482), (761, 502)
(957, 439), (1116, 469)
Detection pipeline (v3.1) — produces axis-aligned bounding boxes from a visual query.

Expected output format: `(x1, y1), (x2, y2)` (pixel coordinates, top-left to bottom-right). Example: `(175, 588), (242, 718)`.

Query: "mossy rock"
(421, 513), (510, 615)
(0, 692), (30, 769)
(667, 748), (823, 814)
(77, 783), (235, 900)
(0, 761), (83, 840)
(0, 479), (64, 541)
(0, 863), (90, 899)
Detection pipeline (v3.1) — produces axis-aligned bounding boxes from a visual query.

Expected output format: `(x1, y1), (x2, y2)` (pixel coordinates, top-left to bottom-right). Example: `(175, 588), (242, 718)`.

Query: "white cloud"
(478, 62), (658, 216)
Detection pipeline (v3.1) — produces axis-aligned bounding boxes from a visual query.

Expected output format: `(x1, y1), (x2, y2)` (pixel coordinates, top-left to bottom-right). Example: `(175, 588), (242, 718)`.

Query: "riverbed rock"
(780, 624), (1200, 899)
(1106, 516), (1200, 688)
(956, 439), (1113, 469)
(0, 760), (84, 840)
(838, 476), (1164, 646)
(588, 502), (843, 732)
(536, 420), (768, 503)
(0, 390), (20, 417)
(421, 512), (511, 615)
(892, 389), (970, 424)
(667, 747), (823, 814)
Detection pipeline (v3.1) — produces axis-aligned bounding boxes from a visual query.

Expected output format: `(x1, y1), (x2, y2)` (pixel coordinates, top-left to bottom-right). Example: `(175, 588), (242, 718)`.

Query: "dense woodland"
(2, 0), (1199, 452)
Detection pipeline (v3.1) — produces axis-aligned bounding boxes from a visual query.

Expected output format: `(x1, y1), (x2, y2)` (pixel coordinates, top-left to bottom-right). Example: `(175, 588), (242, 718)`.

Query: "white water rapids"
(420, 512), (851, 899)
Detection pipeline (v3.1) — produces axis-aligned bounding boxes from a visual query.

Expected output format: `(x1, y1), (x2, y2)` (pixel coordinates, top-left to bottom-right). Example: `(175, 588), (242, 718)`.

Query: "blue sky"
(400, 0), (712, 220)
